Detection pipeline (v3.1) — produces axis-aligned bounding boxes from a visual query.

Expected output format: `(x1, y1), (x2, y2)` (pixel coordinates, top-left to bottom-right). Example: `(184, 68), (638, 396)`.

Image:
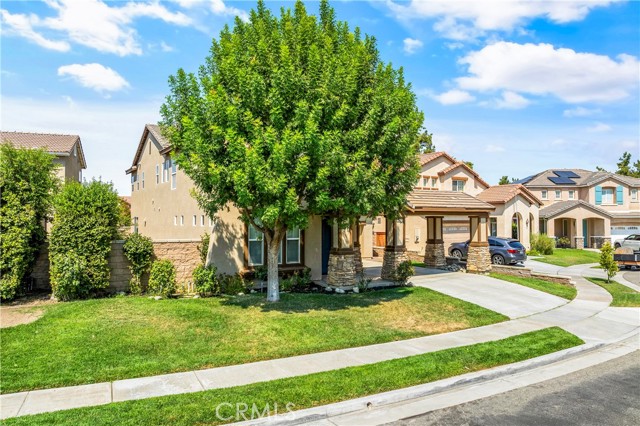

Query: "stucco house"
(0, 131), (86, 183)
(519, 169), (640, 248)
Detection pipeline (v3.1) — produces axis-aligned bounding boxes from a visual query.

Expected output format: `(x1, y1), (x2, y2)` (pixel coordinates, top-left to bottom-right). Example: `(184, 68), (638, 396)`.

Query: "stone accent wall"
(327, 252), (357, 286)
(574, 236), (584, 250)
(466, 244), (492, 274)
(424, 242), (446, 268)
(381, 248), (408, 281)
(353, 245), (363, 275)
(152, 240), (201, 291)
(492, 264), (573, 285)
(107, 242), (133, 292)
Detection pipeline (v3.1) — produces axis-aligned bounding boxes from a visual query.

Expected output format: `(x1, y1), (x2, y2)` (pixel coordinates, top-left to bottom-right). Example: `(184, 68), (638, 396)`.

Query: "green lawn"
(5, 327), (582, 426)
(533, 249), (600, 267)
(490, 273), (576, 300)
(0, 288), (507, 394)
(586, 278), (640, 307)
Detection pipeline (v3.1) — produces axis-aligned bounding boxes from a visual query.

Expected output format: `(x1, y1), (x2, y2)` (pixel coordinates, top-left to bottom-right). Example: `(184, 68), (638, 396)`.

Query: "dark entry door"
(321, 218), (331, 275)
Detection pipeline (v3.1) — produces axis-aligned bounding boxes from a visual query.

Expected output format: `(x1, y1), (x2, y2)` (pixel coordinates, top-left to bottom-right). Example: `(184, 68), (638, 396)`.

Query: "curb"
(234, 331), (638, 426)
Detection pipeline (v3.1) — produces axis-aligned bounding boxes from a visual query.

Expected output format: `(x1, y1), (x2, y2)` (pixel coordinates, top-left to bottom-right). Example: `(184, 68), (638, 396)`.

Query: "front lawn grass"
(534, 249), (600, 267)
(0, 287), (507, 394)
(586, 278), (640, 307)
(490, 273), (577, 300)
(4, 327), (582, 426)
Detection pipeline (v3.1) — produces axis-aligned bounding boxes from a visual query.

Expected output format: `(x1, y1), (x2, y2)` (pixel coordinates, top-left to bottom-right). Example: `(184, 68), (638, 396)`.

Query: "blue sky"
(2, 0), (639, 195)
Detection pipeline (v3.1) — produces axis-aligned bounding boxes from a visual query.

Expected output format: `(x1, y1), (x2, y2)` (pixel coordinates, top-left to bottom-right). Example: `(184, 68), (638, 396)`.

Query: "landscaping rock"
(153, 296), (162, 300)
(193, 294), (200, 299)
(353, 287), (360, 293)
(324, 287), (333, 292)
(335, 288), (346, 294)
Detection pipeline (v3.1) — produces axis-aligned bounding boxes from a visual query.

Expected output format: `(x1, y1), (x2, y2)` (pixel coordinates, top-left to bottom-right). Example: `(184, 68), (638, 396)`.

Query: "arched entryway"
(512, 213), (523, 240)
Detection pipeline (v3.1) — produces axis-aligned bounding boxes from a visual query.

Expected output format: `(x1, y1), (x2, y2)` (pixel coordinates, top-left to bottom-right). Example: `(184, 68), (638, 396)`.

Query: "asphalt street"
(389, 351), (640, 426)
(623, 271), (639, 284)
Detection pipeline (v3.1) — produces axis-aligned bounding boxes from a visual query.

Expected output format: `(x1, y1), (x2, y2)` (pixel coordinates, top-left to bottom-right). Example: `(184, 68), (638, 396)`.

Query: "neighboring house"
(0, 131), (86, 183)
(518, 169), (640, 248)
(477, 184), (542, 249)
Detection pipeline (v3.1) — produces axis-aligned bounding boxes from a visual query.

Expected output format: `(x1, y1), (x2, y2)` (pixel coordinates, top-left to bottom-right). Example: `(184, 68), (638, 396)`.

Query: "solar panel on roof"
(548, 177), (577, 185)
(517, 175), (535, 184)
(553, 171), (580, 178)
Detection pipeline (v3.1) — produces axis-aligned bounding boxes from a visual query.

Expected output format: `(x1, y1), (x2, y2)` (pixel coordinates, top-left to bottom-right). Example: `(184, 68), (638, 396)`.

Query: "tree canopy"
(160, 0), (423, 301)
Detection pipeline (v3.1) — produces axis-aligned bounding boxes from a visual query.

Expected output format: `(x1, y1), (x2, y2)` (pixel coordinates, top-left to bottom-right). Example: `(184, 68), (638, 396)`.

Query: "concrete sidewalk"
(1, 268), (638, 420)
(526, 259), (640, 292)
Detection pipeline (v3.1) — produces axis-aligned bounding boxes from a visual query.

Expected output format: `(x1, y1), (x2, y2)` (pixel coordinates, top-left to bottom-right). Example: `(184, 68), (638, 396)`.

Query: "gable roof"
(478, 184), (542, 206)
(437, 162), (490, 189)
(418, 151), (456, 166)
(518, 169), (640, 188)
(0, 130), (86, 168)
(406, 190), (495, 214)
(539, 200), (612, 219)
(126, 124), (170, 174)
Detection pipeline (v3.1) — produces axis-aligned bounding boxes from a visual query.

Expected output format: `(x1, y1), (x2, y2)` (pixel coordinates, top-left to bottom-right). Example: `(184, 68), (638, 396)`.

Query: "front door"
(321, 218), (332, 275)
(582, 219), (588, 246)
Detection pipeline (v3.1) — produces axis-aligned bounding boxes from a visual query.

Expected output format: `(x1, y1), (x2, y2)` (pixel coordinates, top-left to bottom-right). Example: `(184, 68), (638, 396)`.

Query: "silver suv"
(617, 234), (640, 251)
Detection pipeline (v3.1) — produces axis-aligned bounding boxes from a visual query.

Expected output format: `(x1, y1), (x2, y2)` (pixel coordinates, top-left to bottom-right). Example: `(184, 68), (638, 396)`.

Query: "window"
(602, 188), (614, 204)
(174, 216), (177, 226)
(201, 215), (205, 226)
(248, 224), (264, 266)
(286, 228), (301, 264)
(163, 159), (170, 182)
(131, 174), (136, 192)
(193, 215), (197, 226)
(631, 188), (638, 201)
(422, 176), (428, 187)
(141, 172), (145, 189)
(171, 160), (177, 190)
(452, 179), (465, 192)
(541, 190), (548, 200)
(489, 218), (497, 237)
(431, 177), (437, 188)
(180, 215), (184, 226)
(156, 164), (159, 184)
(568, 190), (575, 200)
(555, 190), (561, 200)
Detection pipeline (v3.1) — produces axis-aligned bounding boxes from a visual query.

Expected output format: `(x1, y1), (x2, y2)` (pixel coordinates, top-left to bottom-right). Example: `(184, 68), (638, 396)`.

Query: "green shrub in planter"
(531, 233), (554, 255)
(123, 233), (154, 294)
(50, 252), (92, 301)
(393, 261), (414, 286)
(219, 273), (249, 295)
(193, 264), (219, 295)
(148, 259), (176, 297)
(557, 236), (571, 249)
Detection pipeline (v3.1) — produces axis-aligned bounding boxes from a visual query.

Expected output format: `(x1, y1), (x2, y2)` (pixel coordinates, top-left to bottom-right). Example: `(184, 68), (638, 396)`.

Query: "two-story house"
(0, 131), (86, 183)
(519, 169), (640, 248)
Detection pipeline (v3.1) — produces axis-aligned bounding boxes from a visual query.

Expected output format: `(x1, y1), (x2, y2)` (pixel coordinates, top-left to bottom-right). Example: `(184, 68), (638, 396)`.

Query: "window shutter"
(617, 185), (624, 205)
(595, 186), (602, 205)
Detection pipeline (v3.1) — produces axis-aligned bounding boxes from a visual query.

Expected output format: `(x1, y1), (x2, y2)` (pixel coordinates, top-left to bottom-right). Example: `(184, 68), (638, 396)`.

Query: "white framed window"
(156, 164), (160, 184)
(248, 224), (264, 266)
(490, 218), (497, 237)
(163, 159), (170, 182)
(174, 216), (177, 226)
(568, 190), (575, 200)
(193, 215), (197, 226)
(201, 215), (205, 226)
(631, 188), (638, 201)
(286, 228), (301, 264)
(180, 215), (184, 226)
(171, 160), (177, 190)
(452, 179), (465, 192)
(141, 172), (145, 189)
(555, 190), (561, 200)
(422, 177), (428, 187)
(602, 188), (614, 204)
(431, 177), (437, 188)
(541, 190), (548, 200)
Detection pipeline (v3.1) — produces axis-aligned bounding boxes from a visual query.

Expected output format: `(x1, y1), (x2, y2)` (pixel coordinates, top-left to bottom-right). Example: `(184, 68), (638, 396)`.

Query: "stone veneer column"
(353, 222), (363, 275)
(381, 215), (408, 280)
(327, 220), (357, 287)
(466, 215), (492, 274)
(423, 216), (446, 268)
(574, 236), (585, 250)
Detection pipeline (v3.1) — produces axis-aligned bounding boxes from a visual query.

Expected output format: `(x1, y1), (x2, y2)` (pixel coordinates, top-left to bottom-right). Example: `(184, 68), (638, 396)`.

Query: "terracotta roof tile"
(1, 130), (86, 168)
(406, 190), (495, 213)
(539, 200), (612, 219)
(437, 162), (490, 189)
(478, 184), (542, 205)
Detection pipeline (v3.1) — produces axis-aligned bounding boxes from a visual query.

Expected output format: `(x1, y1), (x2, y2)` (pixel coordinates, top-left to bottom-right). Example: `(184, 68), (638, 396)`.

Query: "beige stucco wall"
(489, 196), (539, 249)
(415, 156), (487, 196)
(53, 147), (84, 184)
(531, 179), (639, 213)
(545, 206), (612, 247)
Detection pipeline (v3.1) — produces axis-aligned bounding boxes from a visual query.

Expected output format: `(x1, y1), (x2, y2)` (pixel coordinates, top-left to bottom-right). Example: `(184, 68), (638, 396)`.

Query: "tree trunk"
(266, 236), (280, 302)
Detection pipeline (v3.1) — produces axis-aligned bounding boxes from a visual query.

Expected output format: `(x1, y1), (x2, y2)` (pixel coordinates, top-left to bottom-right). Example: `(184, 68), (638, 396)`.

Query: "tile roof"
(437, 162), (490, 189)
(539, 200), (612, 219)
(418, 151), (455, 166)
(478, 184), (542, 205)
(519, 169), (640, 188)
(127, 124), (170, 173)
(406, 190), (495, 214)
(0, 130), (86, 168)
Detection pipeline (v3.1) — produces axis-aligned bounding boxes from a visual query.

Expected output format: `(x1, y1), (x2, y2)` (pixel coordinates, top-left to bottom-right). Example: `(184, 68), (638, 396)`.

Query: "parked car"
(449, 237), (527, 265)
(615, 234), (640, 251)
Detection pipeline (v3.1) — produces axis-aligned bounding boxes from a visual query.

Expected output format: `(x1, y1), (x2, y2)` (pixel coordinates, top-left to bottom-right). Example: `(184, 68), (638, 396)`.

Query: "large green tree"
(160, 0), (423, 302)
(0, 143), (59, 300)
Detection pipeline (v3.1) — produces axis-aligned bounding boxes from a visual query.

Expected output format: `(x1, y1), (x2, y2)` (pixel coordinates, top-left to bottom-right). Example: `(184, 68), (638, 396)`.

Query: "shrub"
(0, 143), (59, 300)
(531, 233), (554, 255)
(393, 261), (414, 286)
(254, 265), (268, 282)
(557, 236), (571, 249)
(218, 273), (249, 295)
(197, 233), (210, 264)
(280, 268), (312, 292)
(49, 252), (92, 301)
(599, 242), (618, 283)
(356, 273), (372, 293)
(49, 180), (121, 300)
(123, 233), (154, 295)
(148, 259), (176, 297)
(193, 264), (219, 295)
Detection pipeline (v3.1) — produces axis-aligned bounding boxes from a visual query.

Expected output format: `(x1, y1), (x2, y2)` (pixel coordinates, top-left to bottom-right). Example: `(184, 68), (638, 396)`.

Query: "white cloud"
(587, 122), (612, 132)
(58, 63), (130, 94)
(432, 89), (475, 105)
(485, 144), (505, 153)
(494, 91), (530, 109)
(173, 0), (248, 21)
(563, 107), (601, 118)
(552, 138), (568, 146)
(456, 42), (639, 103)
(386, 0), (618, 41)
(160, 41), (174, 52)
(1, 0), (192, 56)
(403, 37), (423, 55)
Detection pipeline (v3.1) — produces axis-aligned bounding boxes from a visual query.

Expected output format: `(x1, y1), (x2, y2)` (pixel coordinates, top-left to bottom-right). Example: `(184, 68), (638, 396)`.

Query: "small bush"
(148, 259), (176, 297)
(280, 268), (312, 292)
(50, 252), (92, 301)
(122, 233), (154, 295)
(193, 264), (219, 295)
(557, 236), (571, 249)
(357, 273), (372, 293)
(599, 242), (618, 283)
(531, 233), (554, 255)
(393, 261), (414, 286)
(254, 265), (268, 282)
(219, 273), (249, 295)
(197, 233), (210, 264)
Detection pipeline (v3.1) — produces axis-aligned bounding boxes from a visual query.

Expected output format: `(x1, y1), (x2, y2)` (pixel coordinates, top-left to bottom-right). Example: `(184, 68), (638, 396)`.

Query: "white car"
(616, 234), (640, 251)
